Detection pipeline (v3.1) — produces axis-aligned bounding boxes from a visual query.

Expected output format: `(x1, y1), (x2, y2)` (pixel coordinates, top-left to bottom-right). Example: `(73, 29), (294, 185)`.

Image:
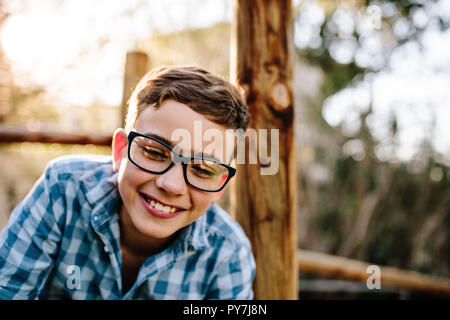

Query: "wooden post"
(121, 52), (149, 127)
(230, 0), (297, 299)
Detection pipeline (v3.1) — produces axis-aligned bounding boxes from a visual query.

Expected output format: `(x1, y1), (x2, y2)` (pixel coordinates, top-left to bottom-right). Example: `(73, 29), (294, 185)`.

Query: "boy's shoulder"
(44, 154), (113, 183)
(45, 155), (116, 202)
(47, 154), (112, 173)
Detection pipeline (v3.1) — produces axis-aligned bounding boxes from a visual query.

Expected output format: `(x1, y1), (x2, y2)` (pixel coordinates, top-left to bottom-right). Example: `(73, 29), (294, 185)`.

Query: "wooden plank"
(298, 249), (450, 296)
(121, 51), (149, 127)
(0, 127), (112, 146)
(230, 0), (297, 299)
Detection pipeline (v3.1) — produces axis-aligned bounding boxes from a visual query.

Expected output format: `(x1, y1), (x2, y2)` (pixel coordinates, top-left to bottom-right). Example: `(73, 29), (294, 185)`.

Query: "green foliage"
(295, 0), (449, 278)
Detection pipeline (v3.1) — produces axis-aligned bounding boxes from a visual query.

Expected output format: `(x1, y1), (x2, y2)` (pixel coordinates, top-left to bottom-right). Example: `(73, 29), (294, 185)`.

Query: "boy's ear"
(112, 128), (128, 172)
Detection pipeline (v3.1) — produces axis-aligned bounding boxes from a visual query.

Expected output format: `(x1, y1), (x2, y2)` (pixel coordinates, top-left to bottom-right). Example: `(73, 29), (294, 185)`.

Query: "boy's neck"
(118, 204), (175, 258)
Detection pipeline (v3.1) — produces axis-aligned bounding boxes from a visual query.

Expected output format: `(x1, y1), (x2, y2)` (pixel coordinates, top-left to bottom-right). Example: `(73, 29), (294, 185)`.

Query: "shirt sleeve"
(205, 243), (256, 300)
(0, 162), (65, 299)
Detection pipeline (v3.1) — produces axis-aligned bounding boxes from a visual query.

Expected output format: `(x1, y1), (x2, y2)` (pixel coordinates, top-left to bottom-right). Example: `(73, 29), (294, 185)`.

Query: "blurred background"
(0, 0), (449, 298)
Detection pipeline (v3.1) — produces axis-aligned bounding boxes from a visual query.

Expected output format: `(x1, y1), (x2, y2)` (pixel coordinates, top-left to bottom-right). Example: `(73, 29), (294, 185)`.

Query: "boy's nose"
(154, 163), (188, 196)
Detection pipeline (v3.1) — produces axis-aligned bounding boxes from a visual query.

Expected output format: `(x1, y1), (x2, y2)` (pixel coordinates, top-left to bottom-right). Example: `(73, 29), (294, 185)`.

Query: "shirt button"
(93, 216), (99, 221)
(104, 246), (109, 253)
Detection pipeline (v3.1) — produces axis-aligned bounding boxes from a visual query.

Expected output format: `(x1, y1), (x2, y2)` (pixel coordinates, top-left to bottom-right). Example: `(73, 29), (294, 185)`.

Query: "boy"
(0, 65), (255, 299)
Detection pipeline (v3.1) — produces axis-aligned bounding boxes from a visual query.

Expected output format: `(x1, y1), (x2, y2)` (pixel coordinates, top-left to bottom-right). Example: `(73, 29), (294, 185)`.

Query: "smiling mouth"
(139, 192), (186, 216)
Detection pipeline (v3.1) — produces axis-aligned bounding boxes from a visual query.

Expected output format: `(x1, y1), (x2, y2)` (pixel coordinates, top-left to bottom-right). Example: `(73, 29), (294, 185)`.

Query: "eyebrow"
(142, 132), (224, 163)
(144, 132), (175, 149)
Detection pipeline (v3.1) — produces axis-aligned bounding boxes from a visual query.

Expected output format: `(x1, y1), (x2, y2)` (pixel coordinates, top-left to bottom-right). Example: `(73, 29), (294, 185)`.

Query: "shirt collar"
(181, 208), (210, 251)
(80, 159), (118, 207)
(79, 159), (120, 228)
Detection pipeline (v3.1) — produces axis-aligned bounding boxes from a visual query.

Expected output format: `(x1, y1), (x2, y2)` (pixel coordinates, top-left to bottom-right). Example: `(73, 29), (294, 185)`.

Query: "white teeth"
(147, 197), (178, 213)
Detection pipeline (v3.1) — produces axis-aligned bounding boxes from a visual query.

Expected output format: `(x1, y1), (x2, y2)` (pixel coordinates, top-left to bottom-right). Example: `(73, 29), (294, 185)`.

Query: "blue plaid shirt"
(0, 155), (255, 300)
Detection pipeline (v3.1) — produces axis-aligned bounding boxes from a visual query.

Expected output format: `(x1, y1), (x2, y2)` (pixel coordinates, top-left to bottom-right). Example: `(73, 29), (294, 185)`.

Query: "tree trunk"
(230, 0), (298, 299)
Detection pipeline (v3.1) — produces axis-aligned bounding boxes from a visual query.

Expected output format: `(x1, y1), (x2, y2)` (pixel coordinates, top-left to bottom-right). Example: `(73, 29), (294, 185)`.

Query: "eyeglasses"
(127, 131), (236, 192)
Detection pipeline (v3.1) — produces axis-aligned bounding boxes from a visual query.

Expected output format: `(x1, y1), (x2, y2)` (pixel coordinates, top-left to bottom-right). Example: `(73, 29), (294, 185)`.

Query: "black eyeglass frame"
(127, 130), (236, 192)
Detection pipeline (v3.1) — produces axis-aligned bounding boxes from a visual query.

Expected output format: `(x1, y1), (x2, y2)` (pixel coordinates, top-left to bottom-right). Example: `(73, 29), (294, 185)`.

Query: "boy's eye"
(142, 146), (169, 160)
(190, 163), (216, 178)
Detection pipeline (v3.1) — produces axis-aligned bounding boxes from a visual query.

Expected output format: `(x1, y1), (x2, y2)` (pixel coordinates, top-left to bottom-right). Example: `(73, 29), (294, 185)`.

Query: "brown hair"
(125, 65), (249, 131)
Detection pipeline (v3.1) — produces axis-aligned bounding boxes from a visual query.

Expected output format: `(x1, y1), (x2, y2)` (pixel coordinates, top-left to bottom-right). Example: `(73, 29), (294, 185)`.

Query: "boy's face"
(113, 99), (233, 242)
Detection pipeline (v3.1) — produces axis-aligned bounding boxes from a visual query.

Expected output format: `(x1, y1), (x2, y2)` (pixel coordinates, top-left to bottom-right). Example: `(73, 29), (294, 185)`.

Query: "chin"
(134, 212), (182, 240)
(133, 219), (171, 239)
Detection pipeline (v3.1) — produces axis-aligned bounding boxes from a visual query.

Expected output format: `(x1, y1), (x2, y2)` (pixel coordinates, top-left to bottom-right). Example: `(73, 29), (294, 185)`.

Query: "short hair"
(125, 65), (249, 131)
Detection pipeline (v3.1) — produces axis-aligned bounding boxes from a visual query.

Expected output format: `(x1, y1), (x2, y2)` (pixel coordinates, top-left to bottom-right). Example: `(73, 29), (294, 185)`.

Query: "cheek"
(189, 191), (215, 213)
(117, 161), (148, 196)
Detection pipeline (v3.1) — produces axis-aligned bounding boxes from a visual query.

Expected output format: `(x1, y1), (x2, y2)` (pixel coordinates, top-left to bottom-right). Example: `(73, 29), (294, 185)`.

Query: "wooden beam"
(121, 51), (149, 127)
(298, 249), (450, 296)
(0, 127), (112, 146)
(230, 0), (297, 299)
